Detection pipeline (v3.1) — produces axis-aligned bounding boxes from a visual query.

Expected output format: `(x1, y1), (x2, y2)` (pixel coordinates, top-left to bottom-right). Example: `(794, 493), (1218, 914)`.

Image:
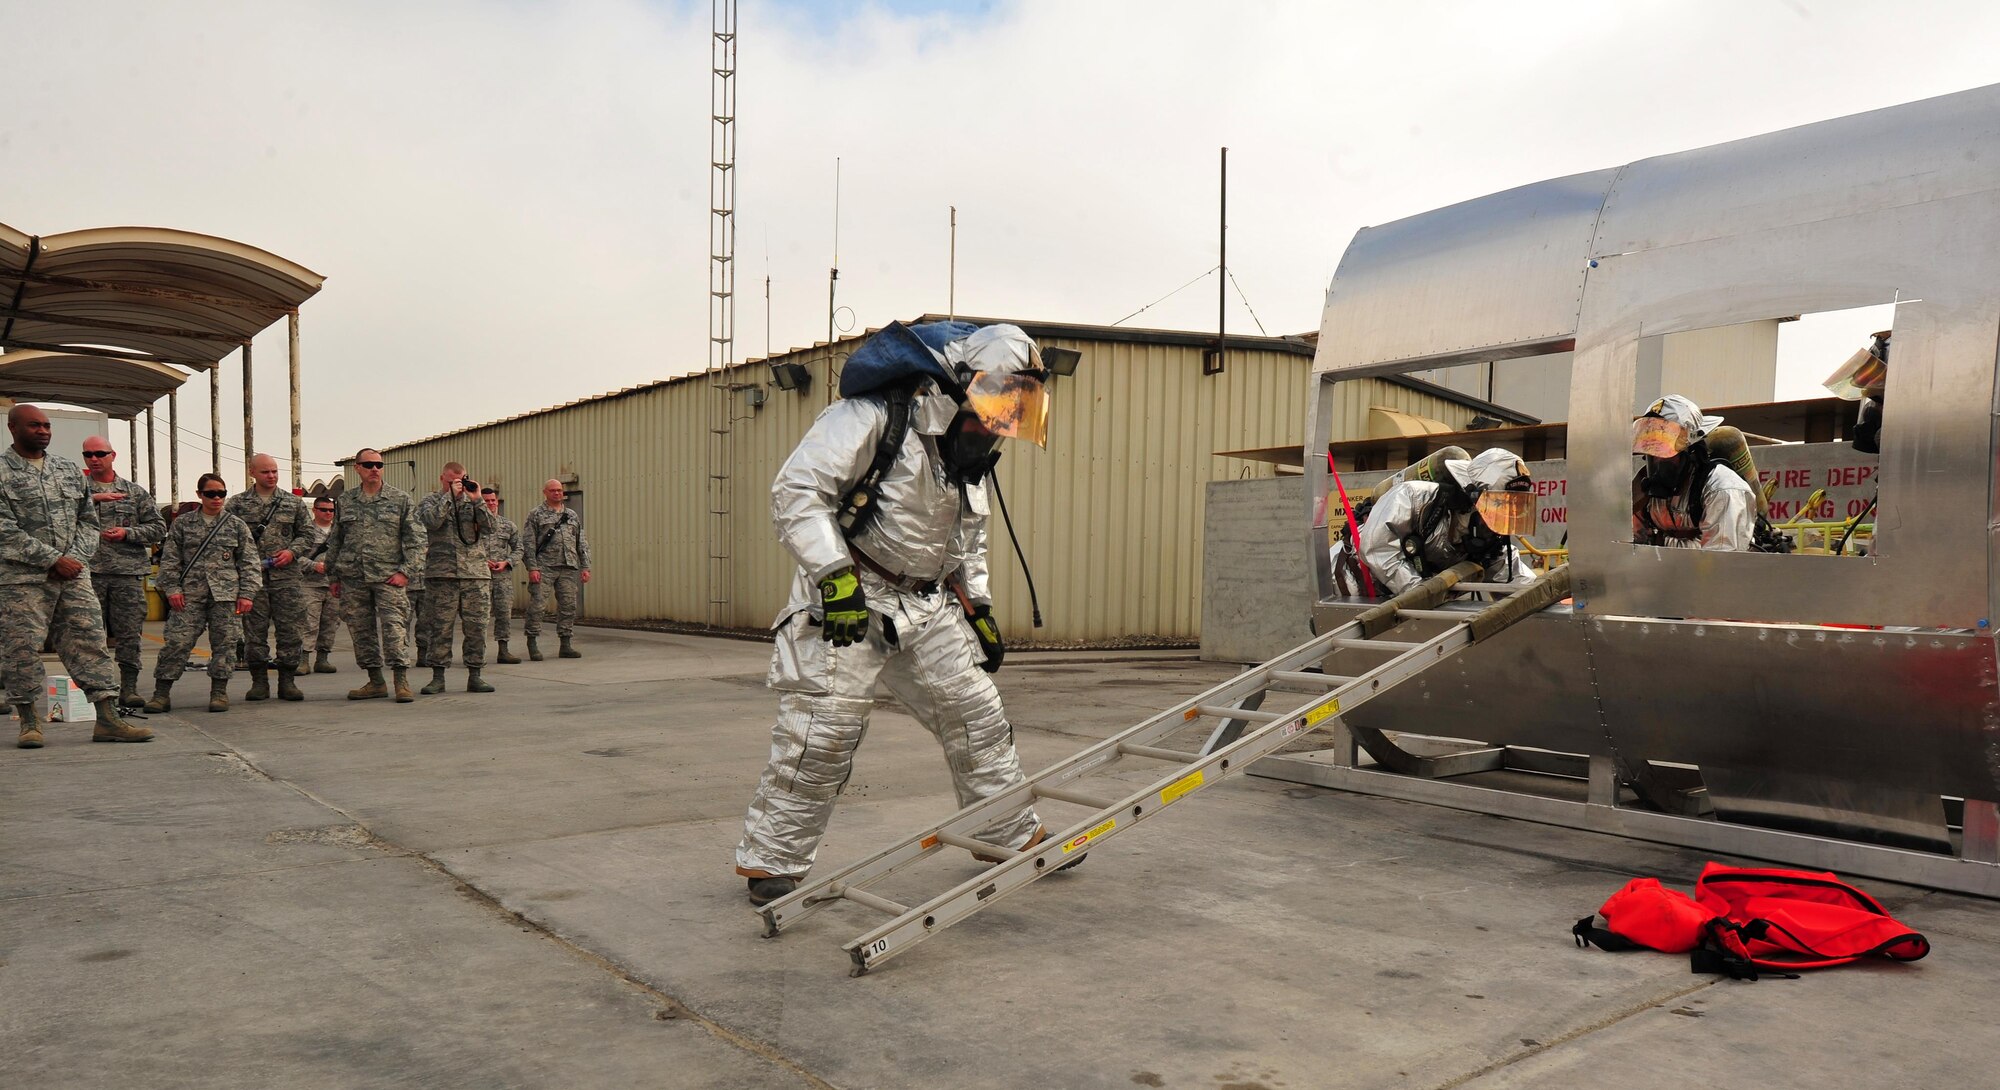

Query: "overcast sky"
(8, 0), (1998, 490)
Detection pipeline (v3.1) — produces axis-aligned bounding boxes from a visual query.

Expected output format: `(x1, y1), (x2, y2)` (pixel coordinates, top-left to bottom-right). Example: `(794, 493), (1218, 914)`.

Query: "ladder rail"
(758, 606), (1399, 934)
(761, 560), (1552, 958)
(839, 617), (1481, 974)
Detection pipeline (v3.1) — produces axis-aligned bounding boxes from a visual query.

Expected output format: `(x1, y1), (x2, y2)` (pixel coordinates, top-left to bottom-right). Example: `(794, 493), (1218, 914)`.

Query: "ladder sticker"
(1303, 699), (1342, 728)
(920, 834), (939, 850)
(1162, 770), (1204, 805)
(1063, 819), (1116, 853)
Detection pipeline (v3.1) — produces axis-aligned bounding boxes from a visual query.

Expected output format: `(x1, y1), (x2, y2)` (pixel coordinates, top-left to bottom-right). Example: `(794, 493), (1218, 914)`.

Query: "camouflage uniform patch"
(485, 513), (521, 641)
(0, 449), (121, 704)
(522, 504), (590, 639)
(225, 487), (315, 670)
(301, 521), (340, 653)
(151, 509), (261, 683)
(320, 484), (423, 670)
(86, 474), (166, 670)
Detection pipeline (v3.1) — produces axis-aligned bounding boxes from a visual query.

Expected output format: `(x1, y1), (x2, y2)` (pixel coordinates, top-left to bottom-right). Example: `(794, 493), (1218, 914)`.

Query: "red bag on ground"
(1574, 863), (1930, 980)
(1572, 877), (1719, 953)
(1692, 863), (1930, 971)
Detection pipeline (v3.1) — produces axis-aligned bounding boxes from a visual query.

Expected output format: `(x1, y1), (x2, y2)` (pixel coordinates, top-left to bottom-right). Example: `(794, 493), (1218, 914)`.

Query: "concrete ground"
(3, 623), (1996, 1089)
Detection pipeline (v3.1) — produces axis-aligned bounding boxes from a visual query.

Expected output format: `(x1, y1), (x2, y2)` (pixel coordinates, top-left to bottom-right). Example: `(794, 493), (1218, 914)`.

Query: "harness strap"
(850, 545), (940, 595)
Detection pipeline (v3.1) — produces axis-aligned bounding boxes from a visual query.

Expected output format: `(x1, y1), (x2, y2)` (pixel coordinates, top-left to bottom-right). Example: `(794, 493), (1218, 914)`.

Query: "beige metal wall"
(379, 331), (1478, 645)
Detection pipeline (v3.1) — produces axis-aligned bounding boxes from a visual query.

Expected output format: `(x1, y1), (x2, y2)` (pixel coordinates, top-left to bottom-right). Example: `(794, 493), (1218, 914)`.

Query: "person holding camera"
(415, 462), (498, 694)
(223, 453), (315, 702)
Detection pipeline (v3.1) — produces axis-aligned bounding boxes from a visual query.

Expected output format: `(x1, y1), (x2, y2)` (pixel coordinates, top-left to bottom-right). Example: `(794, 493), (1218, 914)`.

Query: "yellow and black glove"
(817, 567), (869, 647)
(968, 604), (1004, 673)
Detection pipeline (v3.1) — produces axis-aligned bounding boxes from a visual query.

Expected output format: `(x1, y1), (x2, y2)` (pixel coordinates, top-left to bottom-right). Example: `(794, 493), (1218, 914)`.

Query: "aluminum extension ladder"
(759, 561), (1573, 975)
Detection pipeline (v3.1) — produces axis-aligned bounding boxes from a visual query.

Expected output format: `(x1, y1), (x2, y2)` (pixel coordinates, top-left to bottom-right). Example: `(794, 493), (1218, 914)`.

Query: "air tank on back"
(1703, 426), (1765, 514)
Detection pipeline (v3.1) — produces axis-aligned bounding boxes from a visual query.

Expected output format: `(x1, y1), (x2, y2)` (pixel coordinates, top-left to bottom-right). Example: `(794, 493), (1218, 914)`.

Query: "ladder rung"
(1270, 670), (1352, 687)
(1118, 742), (1196, 763)
(1195, 704), (1283, 723)
(1033, 783), (1118, 809)
(835, 885), (910, 917)
(935, 830), (1014, 857)
(1395, 608), (1477, 621)
(1333, 637), (1425, 651)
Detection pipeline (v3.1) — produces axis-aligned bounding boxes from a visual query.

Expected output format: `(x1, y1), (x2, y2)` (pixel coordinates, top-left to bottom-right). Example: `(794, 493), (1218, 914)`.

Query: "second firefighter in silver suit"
(735, 323), (1053, 905)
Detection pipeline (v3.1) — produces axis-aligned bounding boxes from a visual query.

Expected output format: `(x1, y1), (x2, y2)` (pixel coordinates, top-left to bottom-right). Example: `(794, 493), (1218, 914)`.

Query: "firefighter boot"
(93, 699), (155, 743)
(747, 876), (798, 906)
(559, 637), (581, 659)
(209, 680), (230, 713)
(495, 640), (520, 665)
(465, 669), (495, 694)
(16, 703), (42, 749)
(245, 667), (270, 702)
(348, 669), (388, 701)
(420, 667), (447, 696)
(118, 664), (143, 710)
(314, 651), (338, 674)
(144, 682), (173, 714)
(392, 668), (415, 703)
(527, 636), (543, 661)
(277, 666), (304, 702)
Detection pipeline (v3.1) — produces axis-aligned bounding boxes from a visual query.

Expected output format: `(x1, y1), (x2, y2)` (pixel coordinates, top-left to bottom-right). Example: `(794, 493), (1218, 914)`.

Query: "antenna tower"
(705, 0), (738, 624)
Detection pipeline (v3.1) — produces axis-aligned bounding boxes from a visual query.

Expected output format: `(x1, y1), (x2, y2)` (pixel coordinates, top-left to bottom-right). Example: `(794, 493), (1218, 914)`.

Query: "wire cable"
(1227, 269), (1270, 336)
(1109, 265), (1219, 327)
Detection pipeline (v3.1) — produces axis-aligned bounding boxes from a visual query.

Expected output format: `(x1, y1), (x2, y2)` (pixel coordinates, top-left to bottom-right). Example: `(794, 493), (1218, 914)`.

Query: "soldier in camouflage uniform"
(225, 453), (315, 702)
(322, 448), (424, 703)
(302, 495), (341, 673)
(416, 463), (497, 694)
(145, 473), (261, 714)
(481, 485), (523, 665)
(522, 478), (592, 660)
(81, 436), (167, 708)
(1, 404), (152, 747)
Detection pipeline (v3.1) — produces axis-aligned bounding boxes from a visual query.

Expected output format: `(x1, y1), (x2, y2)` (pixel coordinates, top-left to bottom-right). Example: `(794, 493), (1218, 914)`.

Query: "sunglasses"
(82, 450), (114, 459)
(315, 505), (335, 512)
(357, 460), (385, 469)
(199, 490), (228, 499)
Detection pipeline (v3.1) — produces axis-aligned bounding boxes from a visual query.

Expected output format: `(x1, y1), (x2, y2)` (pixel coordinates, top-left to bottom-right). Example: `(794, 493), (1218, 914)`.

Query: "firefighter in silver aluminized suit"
(735, 322), (1054, 906)
(1359, 447), (1539, 596)
(1630, 394), (1756, 552)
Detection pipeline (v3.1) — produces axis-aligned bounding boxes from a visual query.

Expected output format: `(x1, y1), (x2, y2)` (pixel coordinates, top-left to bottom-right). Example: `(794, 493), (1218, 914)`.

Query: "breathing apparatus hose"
(1834, 492), (1877, 556)
(986, 470), (1043, 628)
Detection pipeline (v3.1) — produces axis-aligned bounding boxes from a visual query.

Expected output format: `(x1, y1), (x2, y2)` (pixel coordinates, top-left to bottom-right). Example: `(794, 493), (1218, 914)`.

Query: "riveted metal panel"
(1313, 168), (1618, 376)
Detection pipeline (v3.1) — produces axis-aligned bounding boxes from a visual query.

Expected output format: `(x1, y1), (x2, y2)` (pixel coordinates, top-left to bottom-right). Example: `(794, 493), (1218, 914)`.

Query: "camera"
(459, 478), (478, 495)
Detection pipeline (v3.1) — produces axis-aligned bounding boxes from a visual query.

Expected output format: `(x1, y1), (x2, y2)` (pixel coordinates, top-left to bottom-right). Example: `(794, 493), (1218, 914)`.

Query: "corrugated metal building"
(372, 317), (1528, 645)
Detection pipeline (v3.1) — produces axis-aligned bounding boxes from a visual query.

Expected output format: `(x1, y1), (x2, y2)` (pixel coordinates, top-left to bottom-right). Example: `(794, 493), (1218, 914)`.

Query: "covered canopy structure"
(0, 351), (189, 420)
(0, 221), (325, 498)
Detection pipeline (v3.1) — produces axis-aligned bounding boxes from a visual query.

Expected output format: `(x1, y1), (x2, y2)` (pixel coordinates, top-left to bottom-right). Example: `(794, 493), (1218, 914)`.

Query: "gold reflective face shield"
(1473, 489), (1537, 537)
(1632, 415), (1691, 458)
(964, 371), (1050, 448)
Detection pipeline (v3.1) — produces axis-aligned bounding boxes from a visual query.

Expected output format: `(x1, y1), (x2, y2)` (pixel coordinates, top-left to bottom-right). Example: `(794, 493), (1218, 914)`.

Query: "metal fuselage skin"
(1302, 84), (2000, 857)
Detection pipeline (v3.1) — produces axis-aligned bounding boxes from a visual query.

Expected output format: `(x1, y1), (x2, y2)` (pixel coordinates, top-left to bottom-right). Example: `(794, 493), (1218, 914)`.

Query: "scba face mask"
(942, 412), (1004, 483)
(1642, 454), (1687, 498)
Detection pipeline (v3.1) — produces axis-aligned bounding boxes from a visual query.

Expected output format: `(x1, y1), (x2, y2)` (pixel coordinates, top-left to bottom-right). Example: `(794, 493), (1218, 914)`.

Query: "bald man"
(520, 479), (591, 660)
(0, 405), (151, 746)
(224, 453), (315, 701)
(82, 436), (167, 708)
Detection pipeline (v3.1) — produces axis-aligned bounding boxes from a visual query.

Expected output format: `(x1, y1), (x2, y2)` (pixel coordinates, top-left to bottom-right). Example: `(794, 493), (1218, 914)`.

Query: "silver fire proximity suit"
(1358, 479), (1536, 596)
(735, 384), (1044, 881)
(1633, 467), (1756, 551)
(1630, 394), (1758, 552)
